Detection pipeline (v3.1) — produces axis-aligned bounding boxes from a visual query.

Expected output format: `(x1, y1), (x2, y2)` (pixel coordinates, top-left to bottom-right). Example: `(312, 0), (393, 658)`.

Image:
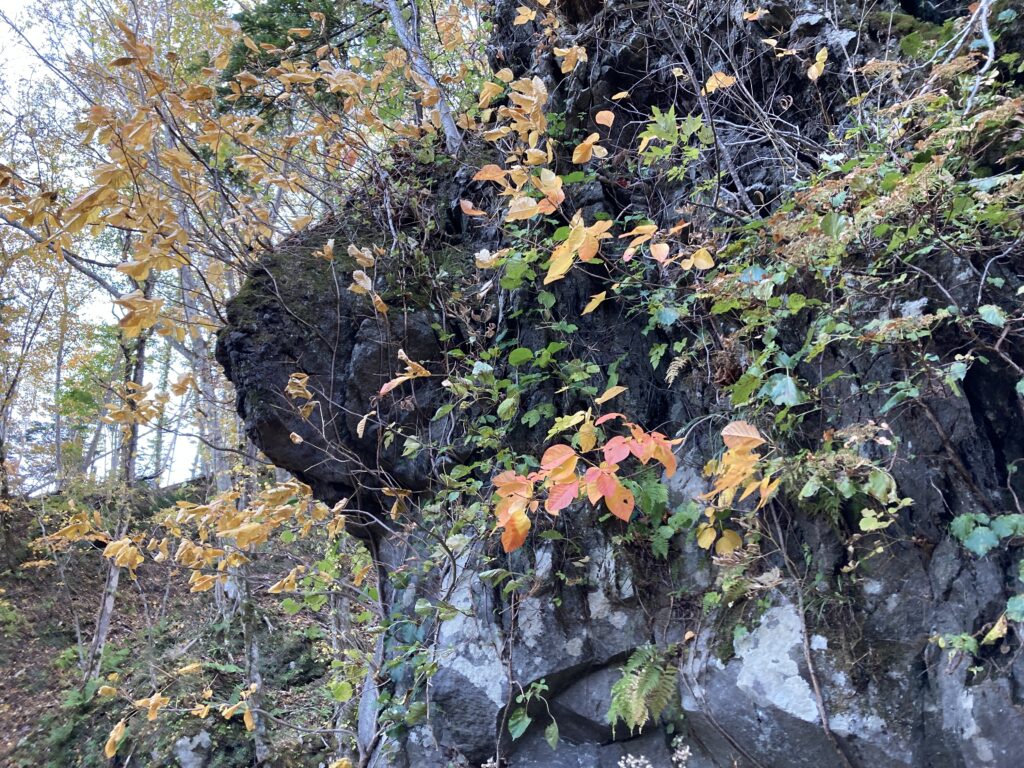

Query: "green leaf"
(544, 719), (559, 750)
(281, 598), (302, 615)
(328, 680), (353, 702)
(963, 526), (1000, 557)
(977, 304), (1007, 327)
(764, 374), (802, 407)
(508, 707), (532, 740)
(508, 347), (534, 366)
(1007, 595), (1024, 622)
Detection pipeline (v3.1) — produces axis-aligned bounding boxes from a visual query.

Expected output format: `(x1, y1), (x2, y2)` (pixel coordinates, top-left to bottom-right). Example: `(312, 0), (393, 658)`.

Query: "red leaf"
(603, 436), (630, 464)
(545, 480), (579, 515)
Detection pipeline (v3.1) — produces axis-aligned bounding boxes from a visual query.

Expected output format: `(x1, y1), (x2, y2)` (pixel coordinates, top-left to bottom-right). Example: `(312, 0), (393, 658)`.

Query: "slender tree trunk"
(83, 548), (122, 681)
(53, 312), (67, 490)
(381, 0), (463, 154)
(242, 582), (271, 763)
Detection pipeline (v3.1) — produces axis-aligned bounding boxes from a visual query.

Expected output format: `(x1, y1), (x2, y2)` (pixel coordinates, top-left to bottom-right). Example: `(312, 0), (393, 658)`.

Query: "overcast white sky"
(1, 0), (204, 488)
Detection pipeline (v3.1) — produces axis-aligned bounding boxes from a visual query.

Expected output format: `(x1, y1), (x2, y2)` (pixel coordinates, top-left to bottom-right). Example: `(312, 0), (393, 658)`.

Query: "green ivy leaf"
(1006, 595), (1024, 623)
(963, 526), (1000, 557)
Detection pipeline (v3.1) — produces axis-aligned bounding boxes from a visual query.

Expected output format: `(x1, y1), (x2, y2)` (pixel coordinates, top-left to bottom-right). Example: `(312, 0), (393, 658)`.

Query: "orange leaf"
(595, 110), (615, 127)
(500, 508), (531, 552)
(605, 479), (635, 521)
(541, 444), (577, 470)
(460, 199), (487, 216)
(721, 421), (766, 450)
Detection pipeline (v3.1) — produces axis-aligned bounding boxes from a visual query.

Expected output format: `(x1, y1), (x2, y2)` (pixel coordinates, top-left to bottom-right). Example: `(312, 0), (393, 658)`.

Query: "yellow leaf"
(743, 8), (768, 20)
(611, 91), (630, 100)
(478, 80), (504, 108)
(572, 133), (605, 164)
(578, 419), (597, 453)
(703, 71), (737, 95)
(582, 291), (606, 315)
(243, 707), (256, 731)
(595, 110), (615, 127)
(177, 662), (202, 675)
(696, 523), (717, 550)
(134, 694), (170, 721)
(495, 68), (514, 83)
(290, 215), (313, 230)
(715, 529), (743, 555)
(289, 432), (304, 444)
(595, 385), (627, 405)
(681, 246), (715, 270)
(544, 247), (575, 285)
(982, 614), (1008, 645)
(513, 5), (536, 24)
(105, 720), (126, 758)
(808, 47), (828, 81)
(98, 685), (118, 696)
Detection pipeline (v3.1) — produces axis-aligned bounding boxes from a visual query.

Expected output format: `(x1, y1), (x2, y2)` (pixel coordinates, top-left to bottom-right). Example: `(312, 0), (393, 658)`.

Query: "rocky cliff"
(217, 1), (1024, 766)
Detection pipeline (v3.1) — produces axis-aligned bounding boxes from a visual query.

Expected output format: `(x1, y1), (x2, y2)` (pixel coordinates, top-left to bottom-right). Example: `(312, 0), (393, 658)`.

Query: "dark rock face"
(217, 1), (1024, 767)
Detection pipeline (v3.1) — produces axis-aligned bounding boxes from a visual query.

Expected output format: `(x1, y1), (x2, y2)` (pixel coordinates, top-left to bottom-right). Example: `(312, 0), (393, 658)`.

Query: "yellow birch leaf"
(611, 91), (630, 100)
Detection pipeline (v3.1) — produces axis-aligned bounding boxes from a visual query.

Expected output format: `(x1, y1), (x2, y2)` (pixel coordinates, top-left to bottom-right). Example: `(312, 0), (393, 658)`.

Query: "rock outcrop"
(217, 1), (1024, 766)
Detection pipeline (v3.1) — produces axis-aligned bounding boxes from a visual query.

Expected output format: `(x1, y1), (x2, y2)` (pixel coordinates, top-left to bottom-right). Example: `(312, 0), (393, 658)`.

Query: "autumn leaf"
(554, 45), (588, 74)
(500, 508), (531, 552)
(572, 132), (608, 164)
(578, 418), (597, 452)
(513, 6), (536, 25)
(703, 71), (737, 95)
(696, 523), (717, 550)
(595, 385), (627, 404)
(681, 246), (715, 270)
(611, 90), (630, 100)
(582, 291), (607, 315)
(134, 694), (170, 721)
(105, 720), (127, 758)
(808, 48), (828, 82)
(479, 80), (504, 108)
(650, 242), (671, 264)
(721, 421), (766, 450)
(604, 479), (635, 521)
(348, 270), (372, 295)
(546, 480), (579, 515)
(715, 529), (743, 555)
(460, 199), (487, 217)
(595, 110), (615, 127)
